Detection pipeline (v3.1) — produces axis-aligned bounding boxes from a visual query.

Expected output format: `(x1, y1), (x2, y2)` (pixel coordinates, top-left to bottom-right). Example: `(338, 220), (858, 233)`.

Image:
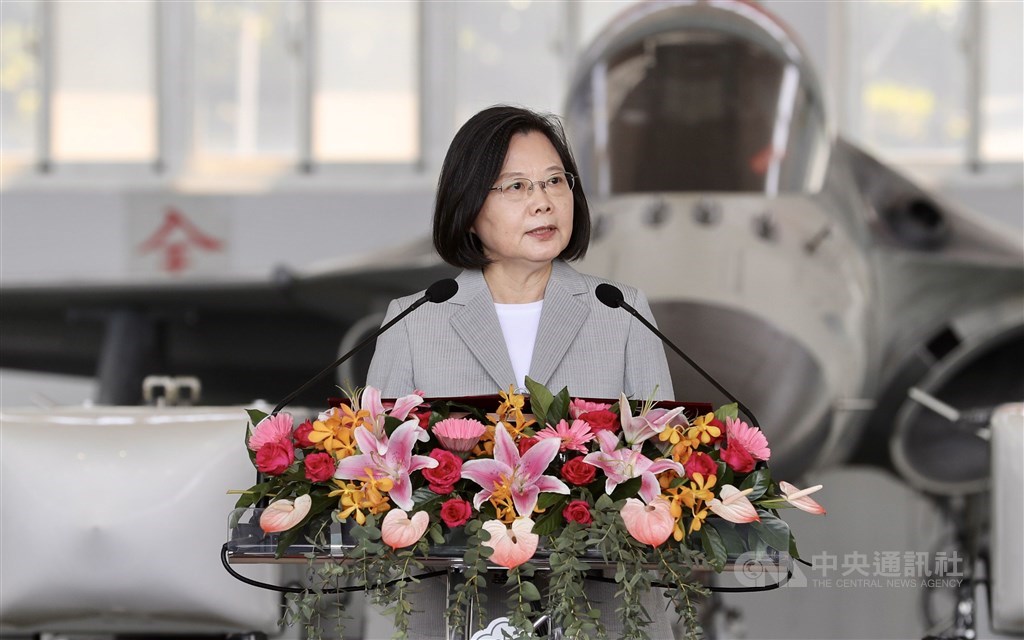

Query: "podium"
(223, 507), (791, 639)
(223, 387), (807, 639)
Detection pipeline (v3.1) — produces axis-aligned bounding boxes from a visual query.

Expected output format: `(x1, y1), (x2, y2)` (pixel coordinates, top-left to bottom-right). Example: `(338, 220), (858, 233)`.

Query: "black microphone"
(271, 278), (458, 414)
(595, 283), (761, 431)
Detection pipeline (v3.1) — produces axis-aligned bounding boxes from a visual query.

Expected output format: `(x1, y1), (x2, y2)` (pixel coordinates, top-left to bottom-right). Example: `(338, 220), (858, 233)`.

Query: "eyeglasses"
(489, 172), (575, 202)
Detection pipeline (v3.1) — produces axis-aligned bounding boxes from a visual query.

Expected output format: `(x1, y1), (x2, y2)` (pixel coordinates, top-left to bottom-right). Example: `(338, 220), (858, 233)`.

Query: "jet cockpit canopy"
(567, 0), (831, 197)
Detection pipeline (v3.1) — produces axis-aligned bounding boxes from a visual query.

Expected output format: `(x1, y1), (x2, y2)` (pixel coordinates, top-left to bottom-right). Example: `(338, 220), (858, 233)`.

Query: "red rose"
(303, 451), (336, 483)
(411, 411), (431, 429)
(561, 457), (596, 486)
(579, 410), (620, 434)
(293, 420), (315, 448)
(255, 440), (294, 475)
(562, 499), (593, 526)
(720, 443), (755, 473)
(440, 498), (472, 528)
(683, 452), (717, 480)
(422, 448), (462, 495)
(517, 436), (539, 456)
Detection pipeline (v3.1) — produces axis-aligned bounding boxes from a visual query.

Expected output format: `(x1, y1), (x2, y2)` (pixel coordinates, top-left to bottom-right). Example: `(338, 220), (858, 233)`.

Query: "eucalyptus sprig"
(446, 518), (492, 637)
(655, 545), (709, 640)
(547, 521), (606, 639)
(591, 495), (654, 640)
(506, 562), (541, 639)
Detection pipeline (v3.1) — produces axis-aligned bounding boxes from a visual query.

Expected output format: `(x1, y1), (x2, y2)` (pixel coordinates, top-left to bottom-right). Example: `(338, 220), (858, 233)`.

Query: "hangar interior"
(0, 2), (1021, 640)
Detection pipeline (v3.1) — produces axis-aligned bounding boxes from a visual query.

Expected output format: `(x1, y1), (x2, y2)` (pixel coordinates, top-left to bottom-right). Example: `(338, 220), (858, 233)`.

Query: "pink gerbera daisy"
(725, 416), (770, 461)
(248, 413), (294, 452)
(535, 419), (595, 454)
(569, 398), (611, 419)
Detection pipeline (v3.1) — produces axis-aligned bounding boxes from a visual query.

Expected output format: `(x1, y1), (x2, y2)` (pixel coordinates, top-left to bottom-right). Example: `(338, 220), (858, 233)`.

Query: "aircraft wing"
(0, 238), (455, 406)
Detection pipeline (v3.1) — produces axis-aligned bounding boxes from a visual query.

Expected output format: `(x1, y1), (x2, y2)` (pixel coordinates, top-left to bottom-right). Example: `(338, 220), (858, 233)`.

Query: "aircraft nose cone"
(652, 300), (831, 480)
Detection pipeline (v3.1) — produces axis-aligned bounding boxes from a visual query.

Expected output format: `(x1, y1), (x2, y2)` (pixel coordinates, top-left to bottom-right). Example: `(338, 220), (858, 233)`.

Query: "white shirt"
(494, 300), (543, 390)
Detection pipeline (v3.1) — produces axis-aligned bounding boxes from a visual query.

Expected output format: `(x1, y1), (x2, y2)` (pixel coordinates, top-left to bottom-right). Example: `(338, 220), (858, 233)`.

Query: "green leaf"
(411, 487), (441, 506)
(245, 408), (269, 427)
(750, 511), (791, 551)
(715, 522), (748, 556)
(788, 531), (801, 560)
(609, 477), (642, 501)
(233, 481), (273, 509)
(383, 415), (404, 435)
(536, 492), (566, 510)
(713, 403), (738, 421)
(738, 468), (771, 501)
(700, 524), (727, 572)
(546, 387), (571, 425)
(519, 580), (541, 602)
(524, 376), (553, 426)
(532, 497), (568, 536)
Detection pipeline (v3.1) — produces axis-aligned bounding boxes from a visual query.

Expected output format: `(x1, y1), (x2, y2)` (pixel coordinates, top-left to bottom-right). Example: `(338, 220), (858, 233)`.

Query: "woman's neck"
(482, 261), (553, 303)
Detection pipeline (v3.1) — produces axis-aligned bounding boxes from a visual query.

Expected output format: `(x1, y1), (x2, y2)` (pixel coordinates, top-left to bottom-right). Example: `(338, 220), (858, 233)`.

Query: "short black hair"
(432, 105), (591, 269)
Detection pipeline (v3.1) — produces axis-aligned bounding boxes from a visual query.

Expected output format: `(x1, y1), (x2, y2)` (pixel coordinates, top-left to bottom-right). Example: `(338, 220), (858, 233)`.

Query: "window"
(845, 0), (968, 161)
(192, 0), (301, 162)
(315, 2), (419, 163)
(51, 1), (157, 162)
(981, 0), (1023, 162)
(0, 0), (38, 159)
(452, 1), (566, 127)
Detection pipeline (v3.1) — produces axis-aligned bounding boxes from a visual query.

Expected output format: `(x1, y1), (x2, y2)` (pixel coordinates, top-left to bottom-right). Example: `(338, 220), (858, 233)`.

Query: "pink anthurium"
(482, 517), (539, 569)
(361, 386), (424, 447)
(259, 494), (311, 533)
(380, 509), (430, 550)
(582, 430), (683, 503)
(334, 420), (438, 511)
(621, 497), (674, 547)
(779, 481), (826, 515)
(461, 424), (569, 517)
(619, 392), (687, 445)
(707, 485), (760, 523)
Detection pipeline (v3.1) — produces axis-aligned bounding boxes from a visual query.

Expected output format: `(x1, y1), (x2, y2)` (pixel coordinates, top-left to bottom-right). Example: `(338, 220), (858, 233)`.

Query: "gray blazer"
(366, 260), (674, 401)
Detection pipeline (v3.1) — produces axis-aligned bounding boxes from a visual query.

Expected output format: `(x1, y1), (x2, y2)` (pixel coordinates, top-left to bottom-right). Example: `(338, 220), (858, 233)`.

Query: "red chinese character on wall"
(137, 207), (224, 273)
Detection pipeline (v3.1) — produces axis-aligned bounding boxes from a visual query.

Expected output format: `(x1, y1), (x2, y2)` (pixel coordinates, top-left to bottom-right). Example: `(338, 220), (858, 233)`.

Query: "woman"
(367, 105), (673, 402)
(364, 106), (680, 639)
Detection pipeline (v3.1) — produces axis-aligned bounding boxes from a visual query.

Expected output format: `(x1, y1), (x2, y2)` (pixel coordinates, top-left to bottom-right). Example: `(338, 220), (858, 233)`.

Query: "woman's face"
(472, 131), (574, 271)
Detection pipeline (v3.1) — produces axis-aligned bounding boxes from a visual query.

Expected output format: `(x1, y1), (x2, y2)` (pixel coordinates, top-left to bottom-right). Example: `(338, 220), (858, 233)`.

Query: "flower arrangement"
(231, 379), (825, 640)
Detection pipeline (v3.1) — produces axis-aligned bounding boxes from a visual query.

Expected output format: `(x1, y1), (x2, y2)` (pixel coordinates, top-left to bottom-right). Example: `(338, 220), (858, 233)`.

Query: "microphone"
(271, 278), (458, 414)
(595, 283), (762, 432)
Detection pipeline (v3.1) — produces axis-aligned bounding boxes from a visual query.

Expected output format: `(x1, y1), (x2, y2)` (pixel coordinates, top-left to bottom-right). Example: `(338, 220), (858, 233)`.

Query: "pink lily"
(461, 424), (569, 517)
(334, 420), (438, 511)
(619, 392), (687, 445)
(582, 430), (684, 503)
(259, 494), (311, 533)
(707, 485), (760, 523)
(482, 517), (539, 569)
(361, 386), (424, 446)
(779, 481), (826, 515)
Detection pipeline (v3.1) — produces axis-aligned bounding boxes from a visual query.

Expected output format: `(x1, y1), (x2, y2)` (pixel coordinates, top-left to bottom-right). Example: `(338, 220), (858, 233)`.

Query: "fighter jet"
(2, 0), (1021, 637)
(2, 0), (1020, 485)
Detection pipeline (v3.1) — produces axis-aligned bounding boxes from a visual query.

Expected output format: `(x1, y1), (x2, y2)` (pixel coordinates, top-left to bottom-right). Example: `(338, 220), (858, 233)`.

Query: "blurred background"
(0, 1), (1021, 639)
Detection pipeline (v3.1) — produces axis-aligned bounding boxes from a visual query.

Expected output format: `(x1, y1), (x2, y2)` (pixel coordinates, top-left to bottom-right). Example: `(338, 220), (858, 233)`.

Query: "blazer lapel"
(529, 262), (589, 388)
(450, 271), (517, 391)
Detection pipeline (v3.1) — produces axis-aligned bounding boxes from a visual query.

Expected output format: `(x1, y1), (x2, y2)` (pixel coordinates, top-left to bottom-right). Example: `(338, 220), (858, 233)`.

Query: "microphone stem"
(270, 295), (429, 415)
(620, 301), (762, 432)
